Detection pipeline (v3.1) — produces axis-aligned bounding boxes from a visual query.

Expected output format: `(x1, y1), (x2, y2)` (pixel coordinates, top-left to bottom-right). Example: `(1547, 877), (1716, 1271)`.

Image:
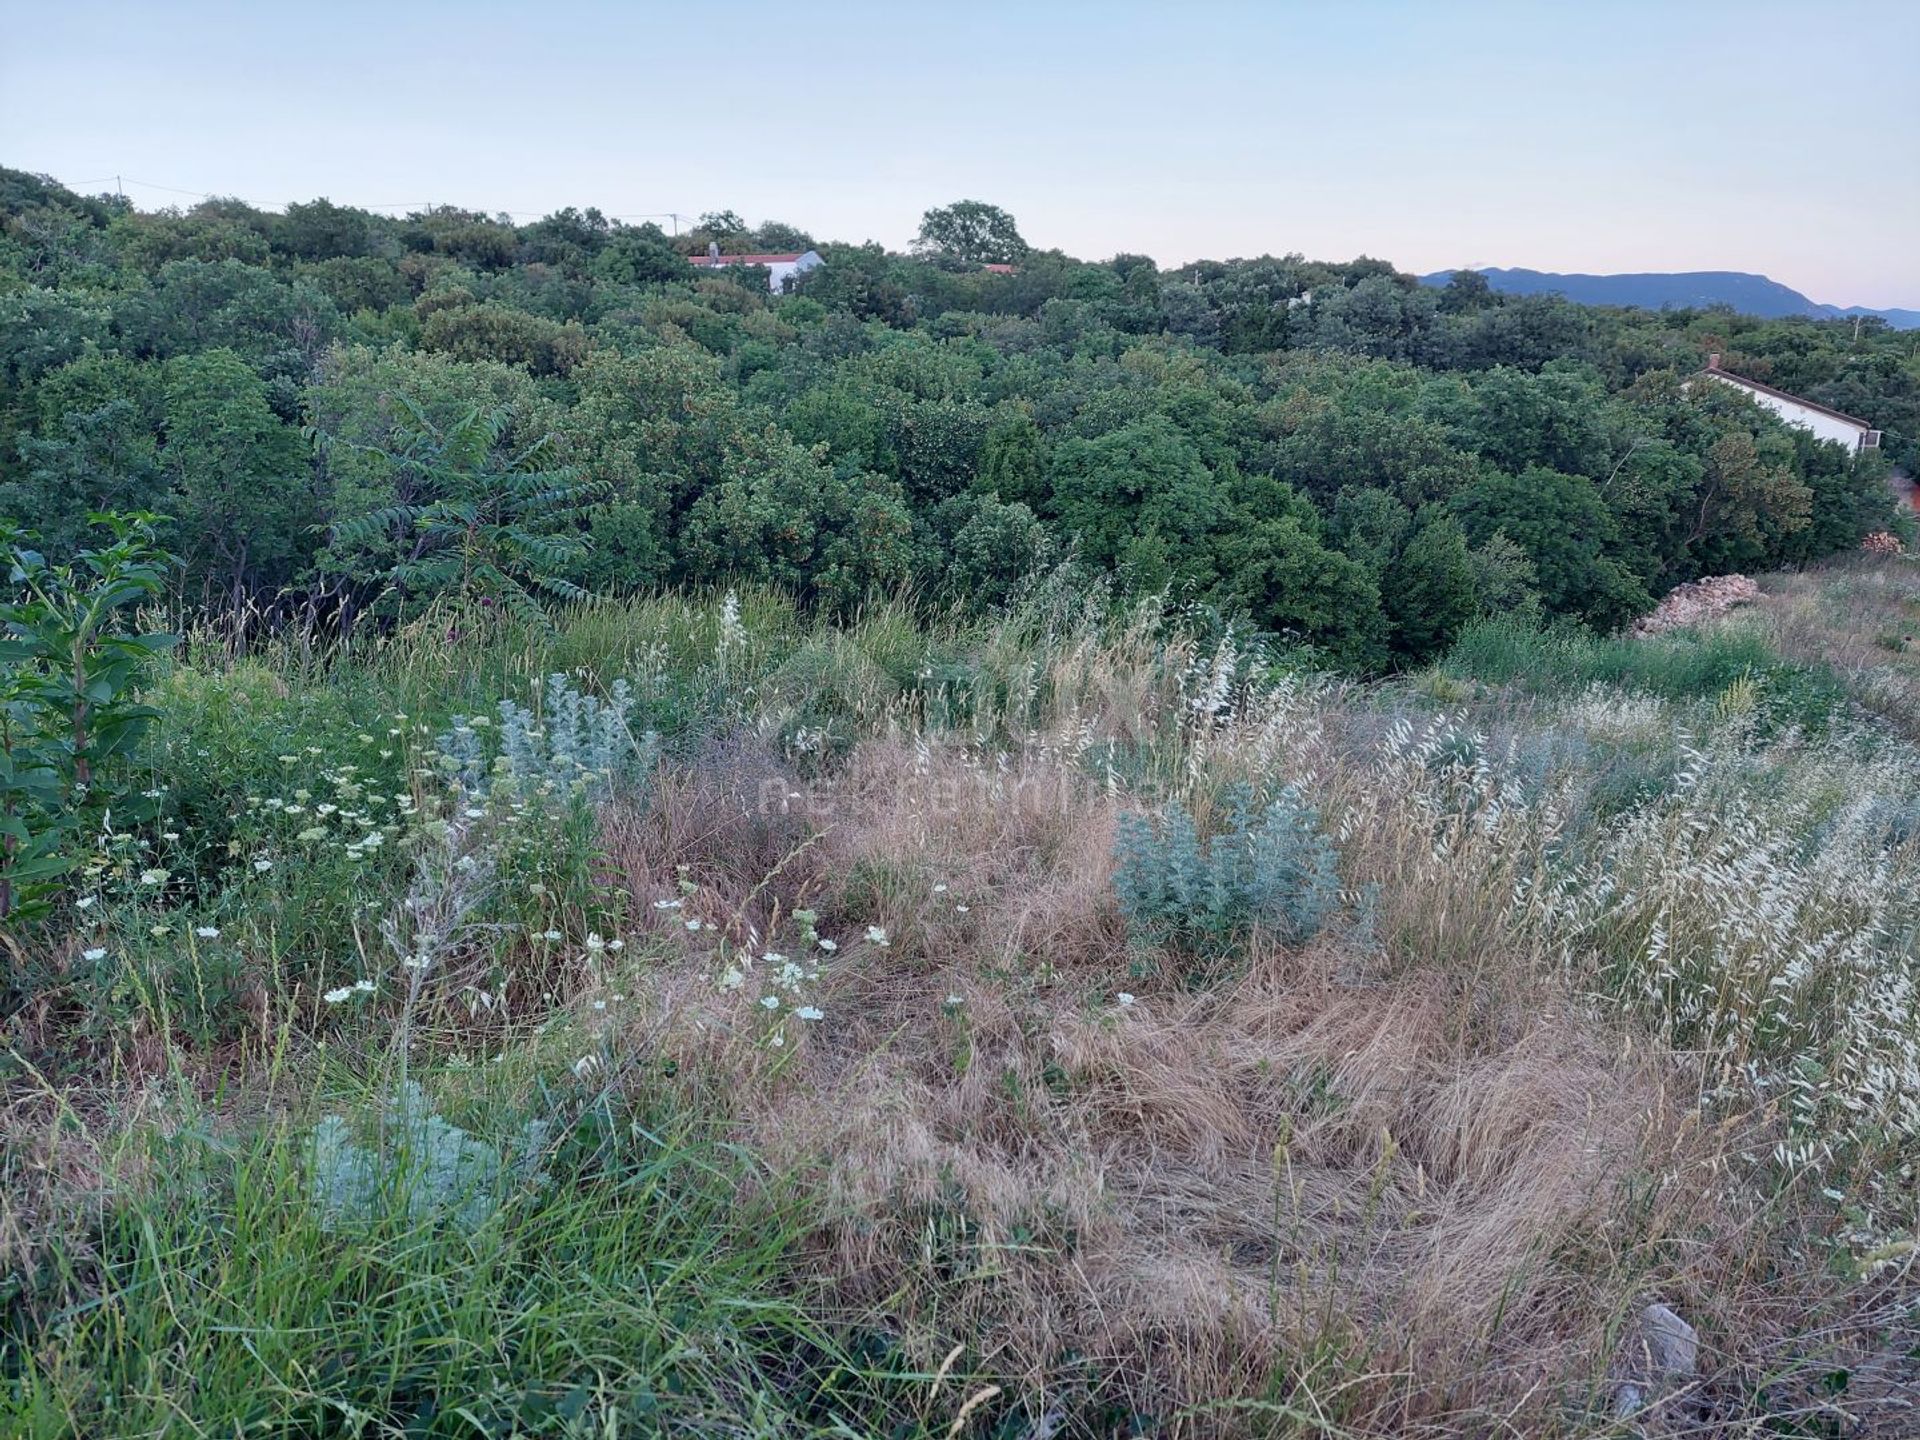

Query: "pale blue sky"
(3, 0), (1915, 306)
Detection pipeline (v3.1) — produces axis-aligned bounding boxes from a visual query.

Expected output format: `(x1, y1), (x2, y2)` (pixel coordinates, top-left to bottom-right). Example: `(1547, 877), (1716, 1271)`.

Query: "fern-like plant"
(323, 398), (604, 630)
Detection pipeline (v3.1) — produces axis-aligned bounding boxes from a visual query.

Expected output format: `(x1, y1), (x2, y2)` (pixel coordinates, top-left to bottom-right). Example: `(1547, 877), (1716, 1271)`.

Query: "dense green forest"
(3, 169), (1915, 667)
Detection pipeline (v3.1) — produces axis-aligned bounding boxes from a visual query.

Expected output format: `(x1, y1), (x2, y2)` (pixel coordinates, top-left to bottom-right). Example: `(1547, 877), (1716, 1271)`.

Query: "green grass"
(2, 1066), (928, 1439)
(1439, 615), (1852, 731)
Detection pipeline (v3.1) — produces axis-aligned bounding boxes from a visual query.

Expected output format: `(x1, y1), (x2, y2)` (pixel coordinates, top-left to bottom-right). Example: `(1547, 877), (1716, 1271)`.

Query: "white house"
(687, 245), (823, 293)
(1699, 355), (1882, 453)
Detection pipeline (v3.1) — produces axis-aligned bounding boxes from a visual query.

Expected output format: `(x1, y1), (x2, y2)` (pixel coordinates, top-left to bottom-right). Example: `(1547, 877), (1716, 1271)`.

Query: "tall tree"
(161, 348), (312, 602)
(913, 201), (1027, 265)
(1383, 511), (1478, 661)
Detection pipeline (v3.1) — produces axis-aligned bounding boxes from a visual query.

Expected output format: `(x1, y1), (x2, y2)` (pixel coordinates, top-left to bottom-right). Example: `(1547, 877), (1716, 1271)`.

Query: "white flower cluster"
(701, 900), (844, 1047)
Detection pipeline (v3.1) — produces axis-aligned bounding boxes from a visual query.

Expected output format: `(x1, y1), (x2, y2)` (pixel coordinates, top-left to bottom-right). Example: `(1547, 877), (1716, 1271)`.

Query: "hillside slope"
(1420, 266), (1920, 328)
(7, 563), (1920, 1436)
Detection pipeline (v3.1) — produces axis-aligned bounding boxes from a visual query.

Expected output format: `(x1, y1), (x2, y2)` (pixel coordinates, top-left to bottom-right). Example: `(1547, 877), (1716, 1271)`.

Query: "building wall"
(694, 252), (822, 293)
(772, 253), (822, 292)
(1707, 374), (1867, 450)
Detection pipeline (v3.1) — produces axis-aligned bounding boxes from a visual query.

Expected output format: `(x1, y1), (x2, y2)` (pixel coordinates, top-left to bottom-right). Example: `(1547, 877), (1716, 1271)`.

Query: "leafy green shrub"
(321, 400), (602, 629)
(0, 513), (176, 923)
(138, 659), (423, 879)
(1112, 782), (1341, 960)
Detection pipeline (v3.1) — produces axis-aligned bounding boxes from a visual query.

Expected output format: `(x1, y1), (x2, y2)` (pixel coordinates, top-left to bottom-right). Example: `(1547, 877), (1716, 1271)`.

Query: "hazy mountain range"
(1417, 267), (1920, 330)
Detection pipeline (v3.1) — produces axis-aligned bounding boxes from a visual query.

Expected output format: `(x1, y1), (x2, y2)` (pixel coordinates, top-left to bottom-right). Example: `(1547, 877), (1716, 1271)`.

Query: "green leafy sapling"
(0, 512), (178, 922)
(320, 398), (604, 631)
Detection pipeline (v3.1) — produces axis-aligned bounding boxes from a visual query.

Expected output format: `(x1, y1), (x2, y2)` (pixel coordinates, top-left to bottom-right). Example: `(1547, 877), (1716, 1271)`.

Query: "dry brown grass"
(18, 584), (1920, 1436)
(586, 716), (1869, 1435)
(1758, 556), (1920, 735)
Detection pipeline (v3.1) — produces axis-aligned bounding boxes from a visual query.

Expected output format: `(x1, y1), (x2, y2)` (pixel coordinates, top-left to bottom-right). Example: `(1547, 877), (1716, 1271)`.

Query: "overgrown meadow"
(4, 555), (1919, 1437)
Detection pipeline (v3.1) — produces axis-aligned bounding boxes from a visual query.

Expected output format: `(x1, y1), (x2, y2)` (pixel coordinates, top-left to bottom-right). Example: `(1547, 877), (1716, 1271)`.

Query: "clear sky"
(3, 0), (1915, 307)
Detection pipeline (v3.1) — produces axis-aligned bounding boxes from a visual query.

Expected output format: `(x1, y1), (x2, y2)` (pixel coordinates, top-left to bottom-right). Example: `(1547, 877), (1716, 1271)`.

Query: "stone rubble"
(1632, 575), (1762, 637)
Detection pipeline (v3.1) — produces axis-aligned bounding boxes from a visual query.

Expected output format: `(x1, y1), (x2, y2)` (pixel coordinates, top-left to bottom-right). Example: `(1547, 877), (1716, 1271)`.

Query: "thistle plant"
(308, 1079), (549, 1233)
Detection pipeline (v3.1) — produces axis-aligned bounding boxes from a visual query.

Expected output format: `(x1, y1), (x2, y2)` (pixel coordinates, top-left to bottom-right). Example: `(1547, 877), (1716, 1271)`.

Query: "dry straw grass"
(16, 577), (1920, 1436)
(585, 598), (1920, 1434)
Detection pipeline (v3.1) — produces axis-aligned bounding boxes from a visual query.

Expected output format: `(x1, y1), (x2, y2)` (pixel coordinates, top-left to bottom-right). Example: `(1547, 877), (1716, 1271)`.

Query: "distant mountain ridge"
(1416, 267), (1920, 330)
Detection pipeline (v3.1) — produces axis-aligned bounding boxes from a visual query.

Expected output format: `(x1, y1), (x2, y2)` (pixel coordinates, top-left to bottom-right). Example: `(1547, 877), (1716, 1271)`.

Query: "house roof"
(982, 263), (1018, 274)
(688, 252), (809, 266)
(1701, 361), (1873, 430)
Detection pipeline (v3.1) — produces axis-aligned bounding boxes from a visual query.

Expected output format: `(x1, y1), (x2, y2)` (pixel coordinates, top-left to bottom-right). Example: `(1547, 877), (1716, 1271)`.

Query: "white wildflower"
(717, 588), (747, 660)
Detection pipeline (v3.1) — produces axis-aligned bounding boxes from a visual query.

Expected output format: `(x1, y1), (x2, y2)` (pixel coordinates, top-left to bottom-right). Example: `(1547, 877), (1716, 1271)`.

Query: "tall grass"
(9, 569), (1920, 1435)
(1441, 616), (1851, 732)
(2, 1063), (930, 1438)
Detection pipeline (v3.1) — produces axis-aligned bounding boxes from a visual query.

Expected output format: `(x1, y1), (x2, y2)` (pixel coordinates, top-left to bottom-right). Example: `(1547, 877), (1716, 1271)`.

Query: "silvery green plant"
(439, 673), (659, 804)
(307, 1080), (550, 1233)
(1113, 782), (1342, 957)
